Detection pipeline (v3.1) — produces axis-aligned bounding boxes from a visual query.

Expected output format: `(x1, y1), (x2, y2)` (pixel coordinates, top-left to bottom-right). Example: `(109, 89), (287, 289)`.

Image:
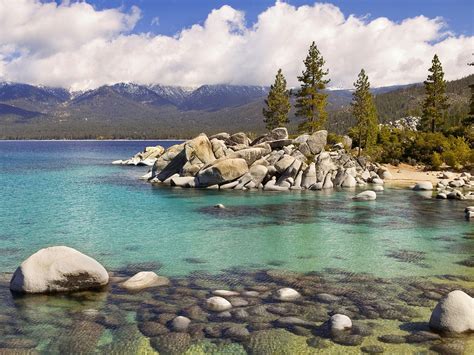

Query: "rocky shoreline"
(1, 246), (473, 353)
(114, 129), (473, 203)
(115, 128), (394, 192)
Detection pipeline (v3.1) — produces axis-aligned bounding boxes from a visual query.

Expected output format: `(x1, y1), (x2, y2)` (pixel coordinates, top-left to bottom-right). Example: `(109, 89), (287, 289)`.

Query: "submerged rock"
(121, 271), (170, 291)
(171, 316), (191, 332)
(206, 296), (232, 312)
(353, 190), (377, 201)
(429, 290), (474, 333)
(10, 246), (108, 293)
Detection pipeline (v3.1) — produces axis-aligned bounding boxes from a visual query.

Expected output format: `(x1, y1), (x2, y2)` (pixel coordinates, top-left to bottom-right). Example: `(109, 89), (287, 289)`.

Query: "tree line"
(262, 42), (473, 168)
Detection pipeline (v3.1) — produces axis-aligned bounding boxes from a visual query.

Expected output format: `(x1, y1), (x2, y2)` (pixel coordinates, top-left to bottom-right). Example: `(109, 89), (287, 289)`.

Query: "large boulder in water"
(429, 290), (474, 333)
(10, 246), (109, 293)
(197, 158), (248, 186)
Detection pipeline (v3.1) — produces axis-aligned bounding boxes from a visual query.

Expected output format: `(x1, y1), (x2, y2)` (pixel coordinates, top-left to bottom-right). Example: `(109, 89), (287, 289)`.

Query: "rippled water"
(0, 141), (472, 353)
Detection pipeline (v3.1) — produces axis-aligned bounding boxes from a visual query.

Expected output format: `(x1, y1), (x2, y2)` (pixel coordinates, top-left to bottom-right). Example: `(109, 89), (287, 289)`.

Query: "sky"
(0, 0), (472, 90)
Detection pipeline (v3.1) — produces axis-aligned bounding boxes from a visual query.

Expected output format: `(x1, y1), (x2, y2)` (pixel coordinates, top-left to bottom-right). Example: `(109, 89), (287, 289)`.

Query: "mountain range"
(0, 75), (471, 139)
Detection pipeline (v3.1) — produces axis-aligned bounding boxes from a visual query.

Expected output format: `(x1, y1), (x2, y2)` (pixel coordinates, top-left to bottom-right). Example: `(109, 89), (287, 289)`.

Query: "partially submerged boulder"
(353, 190), (377, 201)
(413, 181), (433, 191)
(10, 246), (109, 293)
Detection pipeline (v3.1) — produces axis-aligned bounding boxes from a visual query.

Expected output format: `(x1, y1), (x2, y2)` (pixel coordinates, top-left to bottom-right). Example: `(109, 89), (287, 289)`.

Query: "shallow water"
(0, 141), (472, 353)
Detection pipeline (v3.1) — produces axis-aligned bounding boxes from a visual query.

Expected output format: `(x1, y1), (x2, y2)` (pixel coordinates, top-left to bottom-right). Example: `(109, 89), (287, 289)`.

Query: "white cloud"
(0, 0), (471, 90)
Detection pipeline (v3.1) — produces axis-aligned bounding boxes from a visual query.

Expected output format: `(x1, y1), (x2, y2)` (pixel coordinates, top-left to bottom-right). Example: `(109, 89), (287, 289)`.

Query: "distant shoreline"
(0, 139), (185, 142)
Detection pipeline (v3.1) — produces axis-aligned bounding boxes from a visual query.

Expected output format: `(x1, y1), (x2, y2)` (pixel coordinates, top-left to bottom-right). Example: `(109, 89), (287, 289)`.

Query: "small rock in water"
(353, 190), (376, 201)
(330, 314), (352, 331)
(274, 287), (301, 301)
(171, 316), (191, 332)
(206, 296), (232, 312)
(212, 289), (240, 297)
(361, 345), (385, 353)
(214, 203), (225, 209)
(373, 185), (384, 192)
(413, 181), (433, 191)
(121, 271), (170, 291)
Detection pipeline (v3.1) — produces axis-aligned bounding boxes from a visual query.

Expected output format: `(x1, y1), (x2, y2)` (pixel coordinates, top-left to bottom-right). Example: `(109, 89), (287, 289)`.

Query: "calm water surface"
(0, 141), (472, 354)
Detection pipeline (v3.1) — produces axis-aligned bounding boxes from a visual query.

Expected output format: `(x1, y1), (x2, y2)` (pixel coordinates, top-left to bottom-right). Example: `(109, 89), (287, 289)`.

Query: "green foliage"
(263, 69), (291, 130)
(373, 127), (473, 169)
(350, 69), (379, 156)
(295, 42), (330, 133)
(421, 54), (449, 132)
(431, 152), (442, 170)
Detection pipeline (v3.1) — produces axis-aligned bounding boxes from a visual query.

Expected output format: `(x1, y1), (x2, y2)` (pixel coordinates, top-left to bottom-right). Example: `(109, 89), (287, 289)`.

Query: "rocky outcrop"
(113, 145), (165, 166)
(429, 290), (474, 333)
(10, 246), (109, 293)
(117, 127), (391, 192)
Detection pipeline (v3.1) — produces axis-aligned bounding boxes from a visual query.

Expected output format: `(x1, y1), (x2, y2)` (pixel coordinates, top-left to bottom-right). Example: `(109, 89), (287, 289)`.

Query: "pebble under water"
(0, 141), (473, 354)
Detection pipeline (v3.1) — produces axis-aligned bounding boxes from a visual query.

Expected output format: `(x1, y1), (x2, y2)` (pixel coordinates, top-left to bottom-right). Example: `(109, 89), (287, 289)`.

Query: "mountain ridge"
(0, 76), (471, 139)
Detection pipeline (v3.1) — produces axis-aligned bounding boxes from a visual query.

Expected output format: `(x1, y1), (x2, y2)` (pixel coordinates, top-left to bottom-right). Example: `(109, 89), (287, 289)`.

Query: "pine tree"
(351, 69), (378, 157)
(295, 42), (330, 133)
(263, 69), (291, 130)
(421, 54), (449, 132)
(464, 60), (474, 127)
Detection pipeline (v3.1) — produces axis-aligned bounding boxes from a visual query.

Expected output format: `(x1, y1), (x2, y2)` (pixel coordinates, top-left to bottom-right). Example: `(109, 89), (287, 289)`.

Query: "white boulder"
(429, 290), (474, 333)
(330, 314), (352, 331)
(274, 287), (301, 301)
(10, 246), (109, 293)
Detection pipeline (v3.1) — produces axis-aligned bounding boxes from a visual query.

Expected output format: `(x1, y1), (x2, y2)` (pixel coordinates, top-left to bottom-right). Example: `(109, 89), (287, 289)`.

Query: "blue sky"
(87, 0), (473, 36)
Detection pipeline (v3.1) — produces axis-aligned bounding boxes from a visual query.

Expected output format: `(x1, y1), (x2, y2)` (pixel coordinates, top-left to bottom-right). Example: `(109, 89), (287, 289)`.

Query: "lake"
(0, 140), (472, 354)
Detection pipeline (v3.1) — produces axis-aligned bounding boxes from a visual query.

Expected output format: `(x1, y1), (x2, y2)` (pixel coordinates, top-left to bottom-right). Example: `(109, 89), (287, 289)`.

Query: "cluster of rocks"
(10, 246), (474, 347)
(433, 172), (474, 200)
(384, 116), (420, 131)
(117, 128), (393, 192)
(112, 145), (165, 166)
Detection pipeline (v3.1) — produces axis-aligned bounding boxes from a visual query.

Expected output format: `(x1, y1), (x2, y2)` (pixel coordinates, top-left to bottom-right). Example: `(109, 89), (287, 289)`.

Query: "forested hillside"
(0, 75), (471, 139)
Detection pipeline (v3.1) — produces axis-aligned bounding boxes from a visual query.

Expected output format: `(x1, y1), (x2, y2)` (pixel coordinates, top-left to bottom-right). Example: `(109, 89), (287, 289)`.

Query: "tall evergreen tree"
(351, 69), (378, 157)
(464, 60), (474, 127)
(421, 54), (449, 132)
(263, 69), (291, 130)
(295, 42), (330, 133)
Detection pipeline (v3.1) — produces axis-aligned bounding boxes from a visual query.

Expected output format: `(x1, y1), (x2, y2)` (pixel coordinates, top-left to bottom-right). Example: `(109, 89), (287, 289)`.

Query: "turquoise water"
(1, 141), (473, 354)
(0, 141), (472, 278)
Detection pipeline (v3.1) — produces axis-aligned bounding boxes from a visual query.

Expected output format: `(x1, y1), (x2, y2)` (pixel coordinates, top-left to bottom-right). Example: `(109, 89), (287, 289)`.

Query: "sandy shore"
(382, 163), (446, 187)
